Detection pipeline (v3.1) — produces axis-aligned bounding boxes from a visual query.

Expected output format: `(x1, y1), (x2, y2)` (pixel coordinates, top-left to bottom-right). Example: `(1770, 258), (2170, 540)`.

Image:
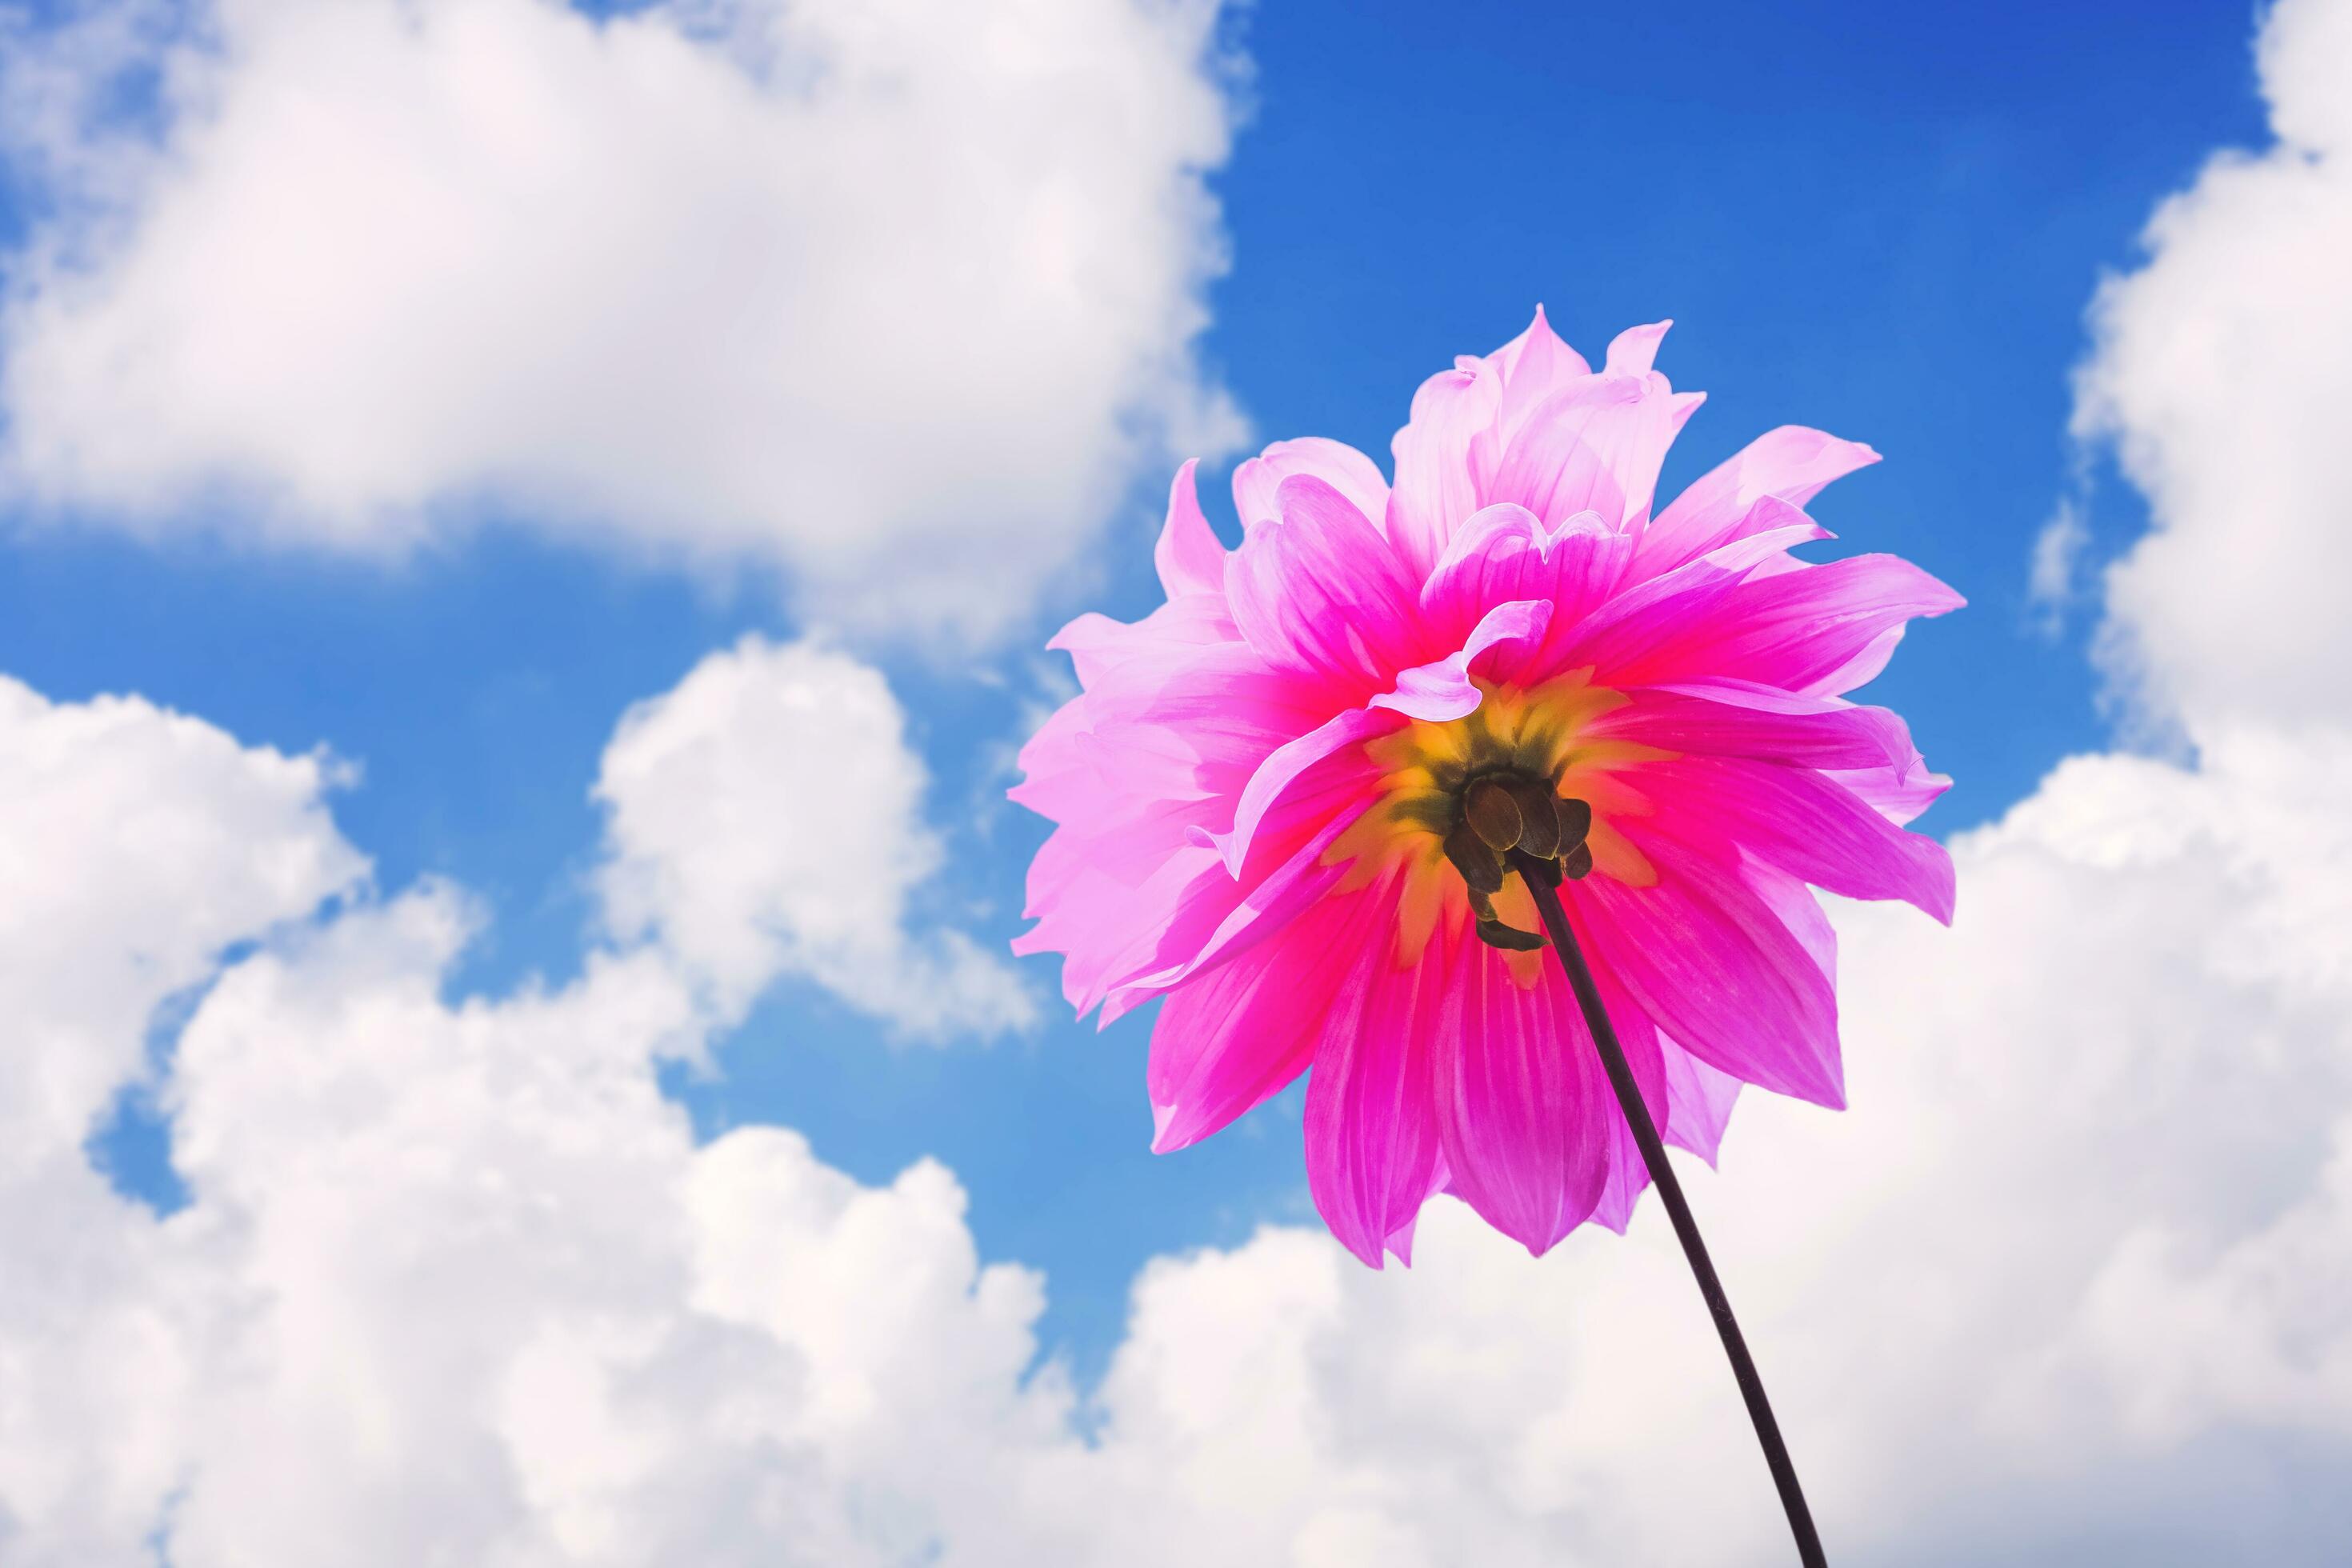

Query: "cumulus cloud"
(2074, 0), (2352, 731)
(595, 634), (1034, 1038)
(0, 0), (1246, 642)
(7, 704), (2350, 1564)
(2024, 496), (2087, 638)
(0, 653), (1047, 1565)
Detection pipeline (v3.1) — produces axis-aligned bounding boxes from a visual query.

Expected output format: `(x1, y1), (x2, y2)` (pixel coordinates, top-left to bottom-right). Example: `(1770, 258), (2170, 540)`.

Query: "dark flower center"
(1438, 770), (1594, 950)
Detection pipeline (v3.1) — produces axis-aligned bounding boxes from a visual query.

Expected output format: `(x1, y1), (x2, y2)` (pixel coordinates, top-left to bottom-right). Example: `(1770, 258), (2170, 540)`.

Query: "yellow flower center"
(1326, 672), (1668, 977)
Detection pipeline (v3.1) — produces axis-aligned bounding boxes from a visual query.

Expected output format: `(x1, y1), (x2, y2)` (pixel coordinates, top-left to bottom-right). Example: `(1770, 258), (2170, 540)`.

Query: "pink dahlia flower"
(1012, 310), (1960, 1267)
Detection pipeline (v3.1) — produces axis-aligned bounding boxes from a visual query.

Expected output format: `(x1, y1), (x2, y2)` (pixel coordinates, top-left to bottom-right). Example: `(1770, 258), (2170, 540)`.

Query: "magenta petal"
(1302, 892), (1451, 1267)
(1419, 502), (1632, 663)
(1642, 755), (1957, 923)
(1100, 813), (1358, 1025)
(1580, 967), (1670, 1234)
(1593, 681), (1919, 773)
(1432, 947), (1615, 1254)
(1370, 598), (1551, 722)
(1206, 603), (1550, 873)
(1233, 437), (1391, 534)
(1611, 554), (1966, 696)
(1199, 706), (1393, 875)
(1226, 475), (1422, 694)
(1571, 841), (1845, 1109)
(1543, 511), (1827, 680)
(1150, 885), (1388, 1154)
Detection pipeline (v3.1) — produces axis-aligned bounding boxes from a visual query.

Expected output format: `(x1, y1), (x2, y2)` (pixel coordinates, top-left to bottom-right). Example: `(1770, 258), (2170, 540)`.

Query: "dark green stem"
(1514, 853), (1827, 1568)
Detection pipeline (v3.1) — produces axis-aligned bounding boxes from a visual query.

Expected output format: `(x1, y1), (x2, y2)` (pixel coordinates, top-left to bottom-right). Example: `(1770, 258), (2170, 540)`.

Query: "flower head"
(1012, 310), (1961, 1266)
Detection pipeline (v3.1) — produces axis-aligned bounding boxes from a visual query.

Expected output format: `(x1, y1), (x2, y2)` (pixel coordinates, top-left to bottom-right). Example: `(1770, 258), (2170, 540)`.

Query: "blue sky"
(6, 0), (2262, 1371)
(6, 0), (2352, 1562)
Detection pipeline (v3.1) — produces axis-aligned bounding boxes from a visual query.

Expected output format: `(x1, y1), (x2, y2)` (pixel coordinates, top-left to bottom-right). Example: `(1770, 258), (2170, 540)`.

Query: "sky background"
(3, 1), (2350, 1564)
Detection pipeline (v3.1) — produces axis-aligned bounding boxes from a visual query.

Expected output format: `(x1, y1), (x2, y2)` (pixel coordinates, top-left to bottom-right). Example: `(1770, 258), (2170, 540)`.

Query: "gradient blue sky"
(0, 0), (2271, 1382)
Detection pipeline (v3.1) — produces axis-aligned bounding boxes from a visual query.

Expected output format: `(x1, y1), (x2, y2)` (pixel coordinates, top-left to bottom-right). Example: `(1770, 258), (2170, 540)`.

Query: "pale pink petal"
(1602, 319), (1672, 376)
(1661, 1038), (1742, 1166)
(1635, 425), (1880, 580)
(1474, 306), (1595, 491)
(1233, 437), (1391, 534)
(1826, 758), (1952, 826)
(1387, 358), (1502, 580)
(1571, 836), (1844, 1109)
(1154, 459), (1230, 603)
(1226, 475), (1422, 695)
(1490, 304), (1593, 391)
(1481, 323), (1699, 532)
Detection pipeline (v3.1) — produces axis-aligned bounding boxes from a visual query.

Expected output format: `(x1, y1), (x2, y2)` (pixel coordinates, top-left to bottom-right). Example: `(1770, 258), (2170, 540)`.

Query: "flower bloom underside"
(1013, 312), (1961, 1266)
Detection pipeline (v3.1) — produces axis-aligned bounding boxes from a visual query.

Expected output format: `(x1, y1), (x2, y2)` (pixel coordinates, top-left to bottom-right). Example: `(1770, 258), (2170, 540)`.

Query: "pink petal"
(1570, 838), (1845, 1109)
(1482, 333), (1699, 532)
(1577, 966), (1670, 1235)
(1370, 598), (1552, 723)
(1636, 755), (1958, 923)
(1198, 706), (1394, 876)
(1475, 305), (1595, 492)
(1430, 941), (1617, 1254)
(1602, 319), (1672, 376)
(1387, 358), (1502, 580)
(1226, 474), (1422, 696)
(1635, 425), (1880, 580)
(1418, 505), (1631, 663)
(1539, 510), (1827, 682)
(1607, 554), (1965, 697)
(1490, 304), (1593, 392)
(1302, 889), (1453, 1266)
(1202, 605), (1553, 874)
(1661, 1038), (1742, 1166)
(1233, 437), (1391, 535)
(1102, 809), (1360, 1023)
(1150, 883), (1391, 1154)
(1590, 681), (1920, 773)
(1826, 758), (1952, 826)
(1154, 460), (1230, 603)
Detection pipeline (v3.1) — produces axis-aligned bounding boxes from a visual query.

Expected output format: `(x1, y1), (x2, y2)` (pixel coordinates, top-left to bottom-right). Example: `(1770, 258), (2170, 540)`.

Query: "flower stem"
(1514, 855), (1827, 1568)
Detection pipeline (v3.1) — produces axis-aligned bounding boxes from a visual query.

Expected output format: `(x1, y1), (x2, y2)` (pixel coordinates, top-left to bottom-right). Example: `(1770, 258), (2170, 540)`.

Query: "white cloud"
(2024, 495), (2086, 637)
(10, 706), (2350, 1564)
(0, 655), (1053, 1565)
(2074, 0), (2352, 732)
(0, 0), (1246, 643)
(594, 634), (1034, 1038)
